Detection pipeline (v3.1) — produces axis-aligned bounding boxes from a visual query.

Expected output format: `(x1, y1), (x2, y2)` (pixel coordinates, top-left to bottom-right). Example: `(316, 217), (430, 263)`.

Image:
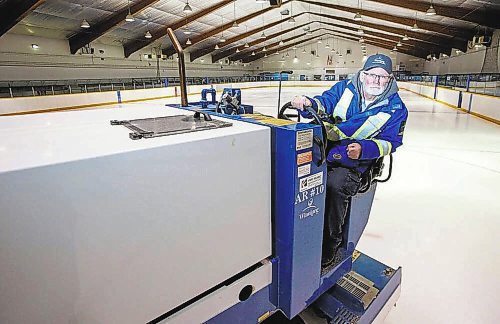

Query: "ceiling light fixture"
(31, 44), (39, 49)
(183, 0), (193, 14)
(184, 30), (192, 35)
(279, 40), (284, 46)
(232, 1), (238, 28)
(426, 1), (436, 16)
(244, 42), (249, 48)
(354, 12), (362, 21)
(186, 38), (192, 45)
(357, 29), (364, 35)
(411, 12), (419, 31)
(236, 48), (240, 53)
(403, 34), (409, 41)
(260, 32), (267, 39)
(397, 41), (402, 47)
(125, 0), (135, 22)
(289, 1), (295, 23)
(251, 51), (256, 56)
(263, 46), (267, 52)
(215, 44), (220, 49)
(80, 19), (90, 28)
(145, 31), (152, 39)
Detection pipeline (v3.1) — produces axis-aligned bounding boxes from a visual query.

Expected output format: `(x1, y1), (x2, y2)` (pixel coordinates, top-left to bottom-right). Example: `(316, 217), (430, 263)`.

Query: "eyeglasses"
(363, 72), (391, 82)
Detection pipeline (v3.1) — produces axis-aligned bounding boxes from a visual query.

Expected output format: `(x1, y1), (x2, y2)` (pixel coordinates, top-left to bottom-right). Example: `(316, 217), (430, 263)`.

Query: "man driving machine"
(291, 54), (408, 268)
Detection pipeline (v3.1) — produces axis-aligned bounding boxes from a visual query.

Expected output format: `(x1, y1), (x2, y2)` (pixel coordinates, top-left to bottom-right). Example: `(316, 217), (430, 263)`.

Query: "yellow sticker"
(258, 311), (271, 323)
(352, 250), (361, 262)
(297, 151), (313, 165)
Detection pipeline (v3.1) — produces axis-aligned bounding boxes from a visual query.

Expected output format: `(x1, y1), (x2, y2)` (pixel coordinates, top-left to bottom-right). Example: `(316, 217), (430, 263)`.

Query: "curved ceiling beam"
(69, 0), (160, 54)
(162, 1), (292, 58)
(190, 15), (308, 62)
(298, 0), (474, 41)
(124, 0), (234, 57)
(244, 31), (428, 63)
(210, 20), (315, 63)
(318, 21), (450, 56)
(370, 0), (500, 29)
(313, 12), (468, 52)
(0, 0), (45, 38)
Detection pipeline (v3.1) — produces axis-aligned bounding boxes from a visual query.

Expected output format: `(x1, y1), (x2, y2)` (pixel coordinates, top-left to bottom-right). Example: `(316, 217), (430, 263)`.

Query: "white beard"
(364, 85), (385, 96)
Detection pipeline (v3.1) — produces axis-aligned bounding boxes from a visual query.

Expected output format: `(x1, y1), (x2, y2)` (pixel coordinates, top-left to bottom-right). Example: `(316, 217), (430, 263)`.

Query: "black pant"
(322, 167), (361, 260)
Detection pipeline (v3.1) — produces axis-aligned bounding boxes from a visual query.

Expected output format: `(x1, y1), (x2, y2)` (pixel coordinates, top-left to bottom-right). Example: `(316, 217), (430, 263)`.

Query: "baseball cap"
(362, 54), (393, 74)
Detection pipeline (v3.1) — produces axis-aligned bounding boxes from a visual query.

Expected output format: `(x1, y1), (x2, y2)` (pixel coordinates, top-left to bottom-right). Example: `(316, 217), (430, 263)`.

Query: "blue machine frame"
(165, 104), (402, 323)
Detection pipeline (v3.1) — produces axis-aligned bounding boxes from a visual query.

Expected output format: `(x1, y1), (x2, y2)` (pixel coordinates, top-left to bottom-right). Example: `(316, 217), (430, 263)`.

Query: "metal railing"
(396, 73), (500, 97)
(0, 75), (276, 98)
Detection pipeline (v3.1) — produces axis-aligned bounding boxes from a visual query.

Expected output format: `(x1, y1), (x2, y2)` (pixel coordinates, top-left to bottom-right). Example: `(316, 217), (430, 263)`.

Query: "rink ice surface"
(84, 85), (500, 323)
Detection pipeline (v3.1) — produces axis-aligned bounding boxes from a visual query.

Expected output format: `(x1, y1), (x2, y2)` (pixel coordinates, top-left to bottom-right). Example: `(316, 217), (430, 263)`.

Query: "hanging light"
(183, 0), (193, 13)
(357, 29), (364, 35)
(393, 46), (398, 51)
(285, 52), (290, 57)
(293, 55), (298, 63)
(260, 32), (266, 39)
(200, 58), (205, 62)
(325, 43), (330, 48)
(292, 45), (297, 50)
(80, 19), (90, 28)
(426, 2), (437, 16)
(354, 12), (362, 21)
(145, 30), (152, 39)
(331, 48), (335, 53)
(125, 1), (135, 22)
(184, 30), (192, 35)
(279, 40), (284, 46)
(397, 41), (402, 47)
(362, 54), (368, 61)
(220, 36), (226, 42)
(244, 42), (249, 48)
(318, 39), (322, 44)
(289, 16), (296, 23)
(236, 48), (240, 53)
(390, 50), (394, 54)
(306, 61), (311, 65)
(359, 37), (365, 43)
(232, 21), (239, 28)
(186, 38), (192, 45)
(403, 34), (409, 41)
(251, 51), (256, 56)
(411, 23), (419, 31)
(263, 46), (267, 52)
(215, 44), (220, 49)
(264, 53), (268, 57)
(232, 0), (238, 28)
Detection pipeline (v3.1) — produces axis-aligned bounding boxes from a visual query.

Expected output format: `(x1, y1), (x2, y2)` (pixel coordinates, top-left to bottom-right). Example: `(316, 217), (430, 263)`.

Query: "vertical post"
(9, 87), (13, 98)
(32, 86), (35, 96)
(111, 83), (114, 91)
(277, 72), (283, 116)
(166, 27), (188, 107)
(98, 83), (102, 92)
(433, 75), (438, 99)
(122, 83), (125, 90)
(133, 82), (136, 90)
(143, 82), (146, 89)
(51, 85), (55, 95)
(84, 84), (88, 93)
(69, 85), (72, 94)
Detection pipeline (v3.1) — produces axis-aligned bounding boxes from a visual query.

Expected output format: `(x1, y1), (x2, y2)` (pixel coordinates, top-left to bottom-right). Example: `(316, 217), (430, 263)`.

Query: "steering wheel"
(278, 102), (327, 166)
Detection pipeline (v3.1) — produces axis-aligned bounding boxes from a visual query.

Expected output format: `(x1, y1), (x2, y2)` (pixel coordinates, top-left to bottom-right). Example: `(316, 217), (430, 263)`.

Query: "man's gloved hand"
(327, 145), (360, 168)
(291, 96), (312, 111)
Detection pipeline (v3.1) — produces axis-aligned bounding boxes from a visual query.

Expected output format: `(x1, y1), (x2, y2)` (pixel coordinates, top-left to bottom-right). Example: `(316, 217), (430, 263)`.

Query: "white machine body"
(0, 106), (272, 323)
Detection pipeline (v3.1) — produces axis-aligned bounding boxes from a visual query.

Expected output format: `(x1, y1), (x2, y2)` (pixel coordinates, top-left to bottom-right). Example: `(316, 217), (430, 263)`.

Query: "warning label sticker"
(297, 151), (312, 165)
(298, 164), (311, 178)
(296, 129), (313, 151)
(299, 172), (324, 192)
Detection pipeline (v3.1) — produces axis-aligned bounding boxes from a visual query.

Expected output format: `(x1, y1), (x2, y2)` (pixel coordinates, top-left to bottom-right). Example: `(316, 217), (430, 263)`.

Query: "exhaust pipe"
(166, 28), (188, 107)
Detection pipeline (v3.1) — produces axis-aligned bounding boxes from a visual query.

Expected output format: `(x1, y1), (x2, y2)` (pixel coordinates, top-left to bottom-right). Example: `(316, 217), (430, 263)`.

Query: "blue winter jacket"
(301, 72), (408, 172)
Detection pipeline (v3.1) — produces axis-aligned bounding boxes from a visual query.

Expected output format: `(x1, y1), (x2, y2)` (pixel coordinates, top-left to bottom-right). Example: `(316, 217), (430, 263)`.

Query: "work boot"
(321, 248), (345, 275)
